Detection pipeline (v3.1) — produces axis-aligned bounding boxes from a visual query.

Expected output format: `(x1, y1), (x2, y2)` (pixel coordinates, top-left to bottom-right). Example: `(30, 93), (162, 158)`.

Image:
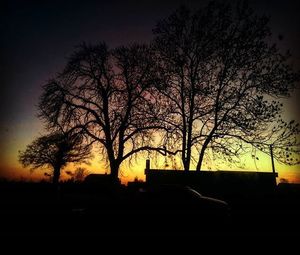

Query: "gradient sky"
(0, 0), (299, 183)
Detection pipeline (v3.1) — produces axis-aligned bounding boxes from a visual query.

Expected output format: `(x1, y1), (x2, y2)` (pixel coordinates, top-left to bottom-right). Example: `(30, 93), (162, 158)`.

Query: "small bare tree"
(65, 167), (90, 182)
(19, 130), (92, 185)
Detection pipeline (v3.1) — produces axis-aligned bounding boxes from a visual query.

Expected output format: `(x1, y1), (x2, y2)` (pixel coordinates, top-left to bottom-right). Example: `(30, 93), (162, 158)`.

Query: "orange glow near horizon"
(1, 116), (299, 184)
(1, 143), (300, 184)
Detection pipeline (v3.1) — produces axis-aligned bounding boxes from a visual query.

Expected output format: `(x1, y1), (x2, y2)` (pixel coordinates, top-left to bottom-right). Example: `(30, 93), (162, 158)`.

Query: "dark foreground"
(0, 181), (299, 237)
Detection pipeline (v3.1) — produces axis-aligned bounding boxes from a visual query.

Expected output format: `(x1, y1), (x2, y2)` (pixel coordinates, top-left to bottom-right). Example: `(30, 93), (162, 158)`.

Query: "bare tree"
(39, 43), (165, 182)
(19, 130), (92, 185)
(153, 1), (299, 171)
(65, 167), (90, 182)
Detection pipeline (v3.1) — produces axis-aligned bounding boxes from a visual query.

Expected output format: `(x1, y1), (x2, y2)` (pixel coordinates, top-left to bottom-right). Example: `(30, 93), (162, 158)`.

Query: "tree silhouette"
(39, 43), (165, 181)
(153, 1), (299, 171)
(65, 167), (90, 182)
(19, 130), (92, 185)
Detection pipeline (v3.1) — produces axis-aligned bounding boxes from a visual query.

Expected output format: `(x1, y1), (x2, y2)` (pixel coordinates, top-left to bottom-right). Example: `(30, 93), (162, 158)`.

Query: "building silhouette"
(144, 159), (278, 197)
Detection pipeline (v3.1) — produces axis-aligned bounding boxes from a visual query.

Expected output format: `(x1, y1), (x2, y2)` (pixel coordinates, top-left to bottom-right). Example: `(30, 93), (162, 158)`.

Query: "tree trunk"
(185, 130), (192, 172)
(110, 161), (120, 184)
(185, 84), (195, 172)
(182, 130), (188, 172)
(183, 159), (189, 172)
(53, 166), (61, 185)
(196, 140), (210, 172)
(196, 149), (205, 172)
(106, 140), (120, 184)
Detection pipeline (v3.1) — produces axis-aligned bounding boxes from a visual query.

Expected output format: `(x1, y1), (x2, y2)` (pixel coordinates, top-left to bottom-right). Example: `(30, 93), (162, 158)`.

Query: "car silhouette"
(123, 184), (230, 231)
(65, 183), (230, 233)
(70, 184), (230, 232)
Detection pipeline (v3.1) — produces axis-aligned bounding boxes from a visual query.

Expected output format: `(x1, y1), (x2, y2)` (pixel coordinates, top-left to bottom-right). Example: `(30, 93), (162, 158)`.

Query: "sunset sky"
(1, 0), (299, 184)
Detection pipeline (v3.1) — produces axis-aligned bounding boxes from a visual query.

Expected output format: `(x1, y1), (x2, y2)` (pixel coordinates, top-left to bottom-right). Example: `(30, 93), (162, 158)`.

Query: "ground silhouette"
(0, 179), (299, 236)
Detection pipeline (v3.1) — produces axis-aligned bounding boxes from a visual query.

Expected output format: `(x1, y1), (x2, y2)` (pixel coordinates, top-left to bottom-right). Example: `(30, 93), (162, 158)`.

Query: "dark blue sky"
(1, 0), (299, 124)
(0, 0), (299, 178)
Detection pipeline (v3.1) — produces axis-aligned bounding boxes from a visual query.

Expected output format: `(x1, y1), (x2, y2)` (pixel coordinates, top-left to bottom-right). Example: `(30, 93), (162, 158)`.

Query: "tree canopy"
(153, 1), (299, 171)
(39, 43), (166, 181)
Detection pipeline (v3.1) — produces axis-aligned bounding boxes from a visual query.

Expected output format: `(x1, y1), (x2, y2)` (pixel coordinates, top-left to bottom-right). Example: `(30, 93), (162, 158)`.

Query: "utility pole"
(270, 144), (276, 175)
(269, 144), (278, 187)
